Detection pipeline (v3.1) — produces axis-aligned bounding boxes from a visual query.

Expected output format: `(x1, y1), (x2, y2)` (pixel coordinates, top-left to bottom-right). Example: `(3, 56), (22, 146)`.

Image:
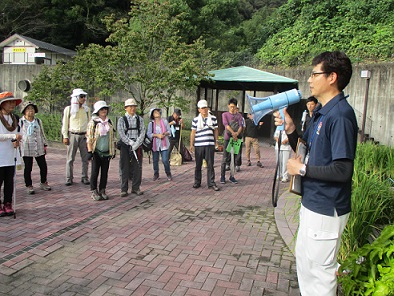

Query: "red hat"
(0, 92), (22, 106)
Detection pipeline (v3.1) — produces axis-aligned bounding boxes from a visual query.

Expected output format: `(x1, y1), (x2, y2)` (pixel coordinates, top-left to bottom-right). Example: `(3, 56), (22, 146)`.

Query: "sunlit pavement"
(0, 141), (299, 295)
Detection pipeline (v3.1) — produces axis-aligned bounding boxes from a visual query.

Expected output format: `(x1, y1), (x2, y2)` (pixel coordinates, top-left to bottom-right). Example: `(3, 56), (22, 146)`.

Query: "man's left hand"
(287, 155), (303, 176)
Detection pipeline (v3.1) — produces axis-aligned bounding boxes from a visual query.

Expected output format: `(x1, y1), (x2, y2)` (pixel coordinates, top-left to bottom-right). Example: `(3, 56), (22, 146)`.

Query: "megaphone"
(246, 88), (302, 130)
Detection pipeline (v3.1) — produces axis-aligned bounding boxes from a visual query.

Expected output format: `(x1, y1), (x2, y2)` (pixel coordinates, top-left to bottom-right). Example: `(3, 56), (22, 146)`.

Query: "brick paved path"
(0, 142), (299, 295)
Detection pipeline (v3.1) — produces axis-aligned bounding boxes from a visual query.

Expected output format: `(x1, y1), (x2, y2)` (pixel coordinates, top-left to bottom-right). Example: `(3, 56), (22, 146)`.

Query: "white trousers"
(296, 205), (349, 296)
(275, 148), (290, 180)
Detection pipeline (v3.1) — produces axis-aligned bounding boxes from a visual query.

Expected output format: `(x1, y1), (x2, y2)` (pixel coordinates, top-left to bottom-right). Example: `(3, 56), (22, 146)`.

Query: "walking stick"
(13, 148), (17, 219)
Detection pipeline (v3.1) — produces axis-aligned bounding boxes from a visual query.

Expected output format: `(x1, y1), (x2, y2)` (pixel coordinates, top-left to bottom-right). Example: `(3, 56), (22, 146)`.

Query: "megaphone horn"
(246, 88), (302, 126)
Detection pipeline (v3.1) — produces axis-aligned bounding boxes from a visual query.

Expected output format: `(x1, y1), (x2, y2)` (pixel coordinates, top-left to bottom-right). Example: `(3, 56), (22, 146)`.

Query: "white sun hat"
(92, 100), (109, 115)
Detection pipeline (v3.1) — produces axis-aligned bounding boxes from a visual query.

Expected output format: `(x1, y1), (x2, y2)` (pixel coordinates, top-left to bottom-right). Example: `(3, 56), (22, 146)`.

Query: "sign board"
(360, 70), (371, 79)
(12, 48), (26, 52)
(28, 53), (46, 58)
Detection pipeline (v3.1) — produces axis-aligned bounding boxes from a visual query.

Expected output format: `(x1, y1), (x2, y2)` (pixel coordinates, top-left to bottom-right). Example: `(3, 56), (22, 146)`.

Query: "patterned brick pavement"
(0, 142), (299, 295)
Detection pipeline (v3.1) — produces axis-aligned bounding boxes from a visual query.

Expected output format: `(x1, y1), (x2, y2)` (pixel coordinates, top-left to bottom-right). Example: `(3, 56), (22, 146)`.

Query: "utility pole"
(360, 70), (371, 143)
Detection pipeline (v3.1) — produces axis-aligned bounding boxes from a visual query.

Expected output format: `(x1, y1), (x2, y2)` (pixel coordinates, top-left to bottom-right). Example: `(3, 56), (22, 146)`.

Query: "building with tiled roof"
(0, 34), (76, 65)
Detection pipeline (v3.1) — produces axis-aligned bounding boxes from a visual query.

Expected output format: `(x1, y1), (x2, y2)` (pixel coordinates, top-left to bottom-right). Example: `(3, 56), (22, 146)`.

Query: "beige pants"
(296, 205), (349, 296)
(244, 137), (260, 162)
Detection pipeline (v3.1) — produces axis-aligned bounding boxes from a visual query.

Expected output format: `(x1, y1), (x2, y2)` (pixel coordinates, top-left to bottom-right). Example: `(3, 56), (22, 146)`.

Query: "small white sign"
(360, 70), (371, 78)
(28, 53), (46, 58)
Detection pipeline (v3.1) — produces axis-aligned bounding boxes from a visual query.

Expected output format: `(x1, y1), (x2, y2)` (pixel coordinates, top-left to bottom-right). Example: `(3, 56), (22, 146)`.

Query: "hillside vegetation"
(1, 0), (393, 67)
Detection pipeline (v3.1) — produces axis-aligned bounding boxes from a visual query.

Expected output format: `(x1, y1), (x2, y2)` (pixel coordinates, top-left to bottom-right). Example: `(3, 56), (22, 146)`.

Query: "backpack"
(117, 115), (152, 152)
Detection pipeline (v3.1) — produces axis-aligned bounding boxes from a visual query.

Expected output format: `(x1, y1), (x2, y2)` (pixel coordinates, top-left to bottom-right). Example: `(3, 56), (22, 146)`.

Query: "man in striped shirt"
(189, 100), (220, 191)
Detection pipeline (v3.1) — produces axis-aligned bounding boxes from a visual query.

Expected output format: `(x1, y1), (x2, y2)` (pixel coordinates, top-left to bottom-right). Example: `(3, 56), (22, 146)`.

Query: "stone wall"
(1, 63), (393, 146)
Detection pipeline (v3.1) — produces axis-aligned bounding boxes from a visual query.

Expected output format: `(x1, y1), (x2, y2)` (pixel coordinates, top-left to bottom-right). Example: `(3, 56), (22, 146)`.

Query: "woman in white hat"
(0, 92), (22, 216)
(19, 101), (51, 194)
(86, 101), (116, 201)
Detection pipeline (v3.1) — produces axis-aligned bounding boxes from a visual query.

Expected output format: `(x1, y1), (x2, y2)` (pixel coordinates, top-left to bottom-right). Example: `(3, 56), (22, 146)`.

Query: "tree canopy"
(13, 0), (394, 115)
(27, 0), (215, 116)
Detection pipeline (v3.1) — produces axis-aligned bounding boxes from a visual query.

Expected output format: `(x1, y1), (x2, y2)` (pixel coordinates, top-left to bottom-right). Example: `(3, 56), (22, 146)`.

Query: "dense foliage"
(256, 0), (394, 67)
(339, 142), (394, 262)
(338, 224), (394, 296)
(26, 0), (215, 116)
(2, 0), (393, 67)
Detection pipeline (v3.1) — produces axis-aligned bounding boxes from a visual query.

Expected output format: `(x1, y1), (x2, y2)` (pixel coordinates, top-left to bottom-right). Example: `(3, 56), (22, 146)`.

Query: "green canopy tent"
(197, 66), (299, 138)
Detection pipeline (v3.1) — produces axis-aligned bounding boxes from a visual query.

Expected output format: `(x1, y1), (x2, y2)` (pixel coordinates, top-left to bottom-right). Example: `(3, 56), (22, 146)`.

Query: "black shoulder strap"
(15, 114), (20, 132)
(123, 115), (143, 137)
(123, 115), (129, 130)
(136, 116), (141, 136)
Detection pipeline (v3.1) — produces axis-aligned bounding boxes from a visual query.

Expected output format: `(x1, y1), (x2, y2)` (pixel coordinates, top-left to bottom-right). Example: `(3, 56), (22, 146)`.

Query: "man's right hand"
(190, 146), (194, 153)
(273, 108), (296, 134)
(63, 138), (69, 145)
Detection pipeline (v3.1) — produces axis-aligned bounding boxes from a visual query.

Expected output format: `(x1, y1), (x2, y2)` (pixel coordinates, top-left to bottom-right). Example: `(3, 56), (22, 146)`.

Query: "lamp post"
(360, 70), (371, 143)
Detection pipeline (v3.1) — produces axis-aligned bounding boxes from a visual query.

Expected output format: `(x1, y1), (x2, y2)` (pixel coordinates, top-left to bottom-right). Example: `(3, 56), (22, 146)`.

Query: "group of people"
(188, 97), (266, 192)
(0, 50), (358, 296)
(62, 94), (185, 200)
(0, 92), (52, 217)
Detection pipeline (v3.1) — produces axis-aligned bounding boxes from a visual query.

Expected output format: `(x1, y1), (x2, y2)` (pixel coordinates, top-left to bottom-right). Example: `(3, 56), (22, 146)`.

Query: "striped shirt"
(191, 115), (218, 147)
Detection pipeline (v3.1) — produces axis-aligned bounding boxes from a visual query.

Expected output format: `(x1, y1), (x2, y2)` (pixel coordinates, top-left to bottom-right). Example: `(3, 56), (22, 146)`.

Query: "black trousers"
(23, 155), (48, 187)
(90, 153), (111, 191)
(221, 140), (235, 177)
(0, 166), (15, 204)
(194, 145), (216, 187)
(168, 138), (185, 156)
(119, 145), (142, 193)
(224, 141), (242, 168)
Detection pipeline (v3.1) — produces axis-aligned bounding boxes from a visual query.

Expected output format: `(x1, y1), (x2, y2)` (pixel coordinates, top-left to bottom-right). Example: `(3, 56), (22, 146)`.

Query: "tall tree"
(91, 0), (215, 115)
(0, 0), (49, 41)
(27, 0), (216, 116)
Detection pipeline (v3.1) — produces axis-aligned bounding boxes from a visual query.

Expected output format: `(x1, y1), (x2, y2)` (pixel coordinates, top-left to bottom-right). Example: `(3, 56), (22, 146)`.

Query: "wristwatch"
(299, 164), (307, 176)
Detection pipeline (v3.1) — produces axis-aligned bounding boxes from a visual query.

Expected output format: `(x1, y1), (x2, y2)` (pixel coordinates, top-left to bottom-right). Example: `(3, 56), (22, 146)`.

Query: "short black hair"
(306, 96), (318, 104)
(174, 108), (181, 116)
(312, 51), (352, 91)
(228, 98), (238, 105)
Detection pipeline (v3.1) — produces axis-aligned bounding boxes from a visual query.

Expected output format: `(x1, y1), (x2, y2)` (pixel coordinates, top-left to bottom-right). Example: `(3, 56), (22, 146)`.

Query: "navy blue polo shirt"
(301, 92), (358, 216)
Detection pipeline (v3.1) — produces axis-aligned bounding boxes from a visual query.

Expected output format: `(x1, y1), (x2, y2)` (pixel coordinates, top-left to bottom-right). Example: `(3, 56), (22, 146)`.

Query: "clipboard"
(289, 138), (307, 195)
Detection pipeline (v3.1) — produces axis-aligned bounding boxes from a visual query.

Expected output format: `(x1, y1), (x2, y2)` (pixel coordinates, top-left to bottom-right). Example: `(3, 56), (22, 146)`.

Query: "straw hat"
(124, 98), (137, 107)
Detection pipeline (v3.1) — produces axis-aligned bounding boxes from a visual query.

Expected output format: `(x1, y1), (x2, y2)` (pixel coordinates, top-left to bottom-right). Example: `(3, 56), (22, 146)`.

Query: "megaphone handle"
(277, 108), (285, 131)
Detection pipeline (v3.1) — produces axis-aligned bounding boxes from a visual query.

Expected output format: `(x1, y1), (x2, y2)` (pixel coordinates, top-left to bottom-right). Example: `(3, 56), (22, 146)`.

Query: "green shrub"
(339, 143), (394, 262)
(36, 112), (63, 142)
(338, 224), (394, 296)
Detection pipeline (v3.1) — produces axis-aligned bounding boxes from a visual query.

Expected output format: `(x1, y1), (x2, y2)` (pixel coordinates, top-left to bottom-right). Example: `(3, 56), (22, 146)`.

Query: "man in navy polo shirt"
(274, 51), (357, 296)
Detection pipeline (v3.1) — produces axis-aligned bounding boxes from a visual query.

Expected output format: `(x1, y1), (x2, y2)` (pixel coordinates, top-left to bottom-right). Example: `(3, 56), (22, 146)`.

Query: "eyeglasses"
(310, 72), (329, 78)
(79, 94), (86, 98)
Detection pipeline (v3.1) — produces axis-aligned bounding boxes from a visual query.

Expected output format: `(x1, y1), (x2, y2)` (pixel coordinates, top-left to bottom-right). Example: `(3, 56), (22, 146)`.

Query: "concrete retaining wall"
(275, 63), (393, 147)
